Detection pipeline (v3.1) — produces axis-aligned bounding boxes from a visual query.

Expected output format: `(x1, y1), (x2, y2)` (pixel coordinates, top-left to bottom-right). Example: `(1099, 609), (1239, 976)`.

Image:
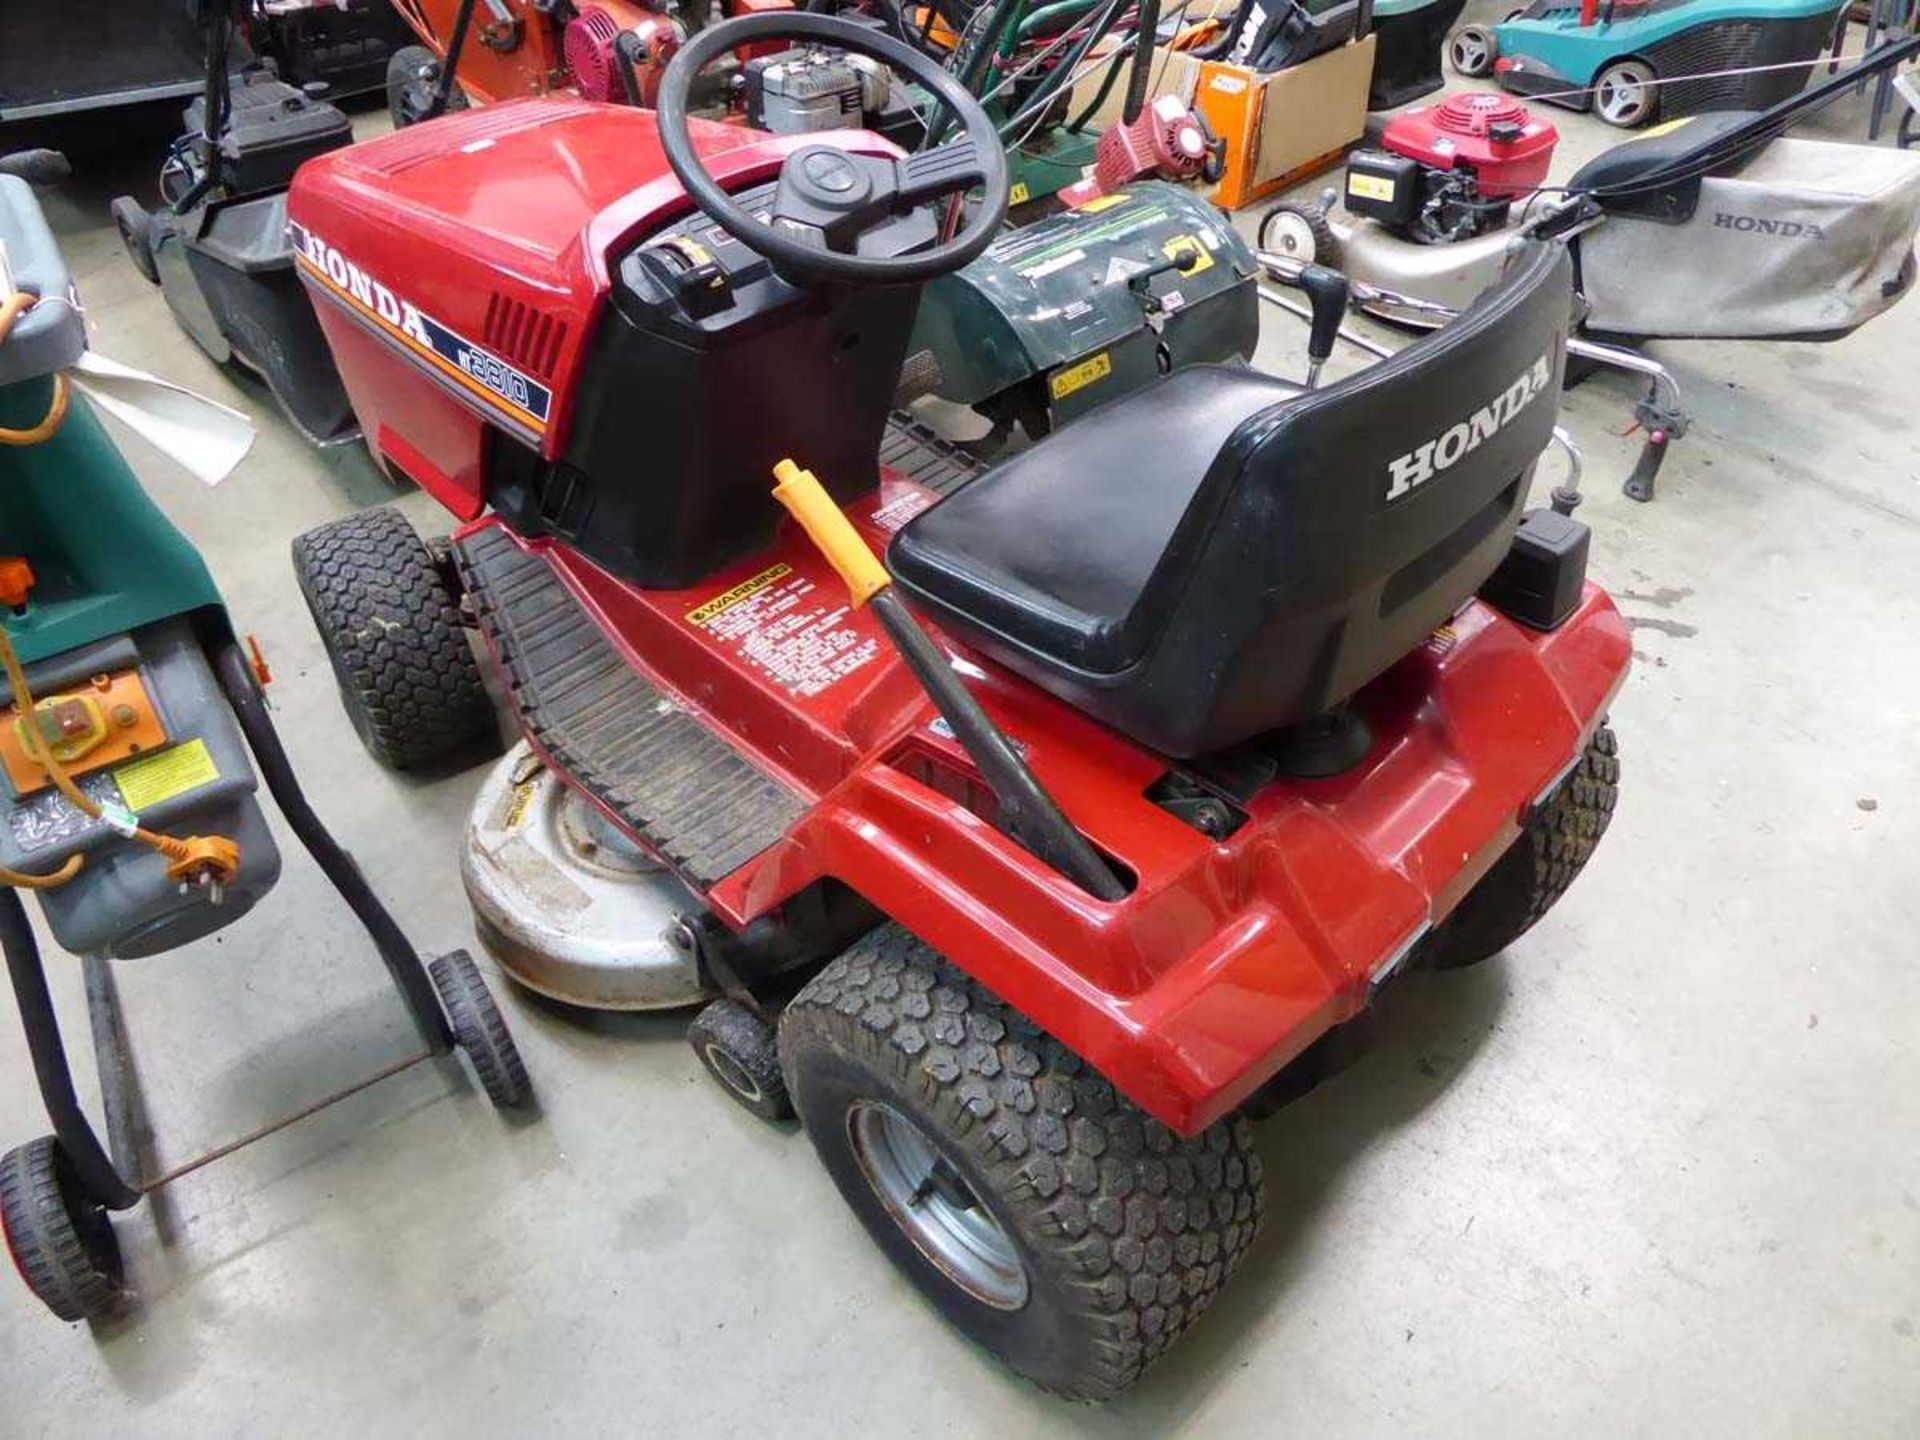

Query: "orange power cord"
(0, 292), (237, 892)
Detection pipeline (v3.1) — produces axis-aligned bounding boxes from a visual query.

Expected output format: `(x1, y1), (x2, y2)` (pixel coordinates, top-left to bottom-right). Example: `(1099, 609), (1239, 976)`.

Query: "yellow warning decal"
(1009, 180), (1032, 206)
(687, 563), (793, 626)
(113, 739), (219, 812)
(1347, 172), (1395, 202)
(1163, 234), (1213, 275)
(1050, 352), (1112, 401)
(1076, 192), (1131, 213)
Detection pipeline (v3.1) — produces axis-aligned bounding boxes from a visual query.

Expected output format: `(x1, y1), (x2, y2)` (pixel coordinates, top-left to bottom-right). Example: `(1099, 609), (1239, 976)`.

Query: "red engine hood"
(286, 100), (895, 455)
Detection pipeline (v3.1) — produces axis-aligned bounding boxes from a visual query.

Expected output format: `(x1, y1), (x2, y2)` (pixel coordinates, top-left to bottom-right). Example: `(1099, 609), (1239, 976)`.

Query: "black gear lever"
(1296, 263), (1350, 389)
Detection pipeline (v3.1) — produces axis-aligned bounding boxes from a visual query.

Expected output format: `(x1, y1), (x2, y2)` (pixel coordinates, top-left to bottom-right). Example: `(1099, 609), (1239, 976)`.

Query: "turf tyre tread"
(779, 926), (1263, 1400)
(291, 506), (495, 770)
(1427, 725), (1620, 969)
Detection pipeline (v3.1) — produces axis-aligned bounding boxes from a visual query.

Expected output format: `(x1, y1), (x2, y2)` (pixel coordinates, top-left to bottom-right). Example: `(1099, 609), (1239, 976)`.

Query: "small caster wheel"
(688, 997), (791, 1121)
(0, 1137), (124, 1323)
(430, 950), (533, 1110)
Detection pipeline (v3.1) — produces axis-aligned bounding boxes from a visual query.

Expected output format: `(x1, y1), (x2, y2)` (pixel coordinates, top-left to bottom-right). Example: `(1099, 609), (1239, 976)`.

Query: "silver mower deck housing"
(462, 743), (714, 1010)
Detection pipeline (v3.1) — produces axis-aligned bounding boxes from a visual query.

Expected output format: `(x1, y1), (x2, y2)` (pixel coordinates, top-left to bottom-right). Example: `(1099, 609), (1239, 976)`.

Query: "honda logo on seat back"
(1385, 354), (1552, 504)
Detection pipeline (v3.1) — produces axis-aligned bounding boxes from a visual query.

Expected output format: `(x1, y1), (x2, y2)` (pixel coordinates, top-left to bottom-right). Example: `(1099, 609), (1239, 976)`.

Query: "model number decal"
(287, 220), (554, 433)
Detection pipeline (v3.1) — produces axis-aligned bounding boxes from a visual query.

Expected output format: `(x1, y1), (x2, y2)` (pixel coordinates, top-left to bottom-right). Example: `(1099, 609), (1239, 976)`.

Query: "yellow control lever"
(770, 459), (891, 607)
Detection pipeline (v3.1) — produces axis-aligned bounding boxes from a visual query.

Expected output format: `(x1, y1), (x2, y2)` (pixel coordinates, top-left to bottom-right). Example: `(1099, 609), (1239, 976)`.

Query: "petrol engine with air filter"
(1344, 92), (1558, 242)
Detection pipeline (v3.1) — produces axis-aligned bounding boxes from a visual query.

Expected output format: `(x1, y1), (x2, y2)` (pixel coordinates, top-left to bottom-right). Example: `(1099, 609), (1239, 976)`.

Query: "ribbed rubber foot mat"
(454, 526), (806, 891)
(882, 411), (978, 498)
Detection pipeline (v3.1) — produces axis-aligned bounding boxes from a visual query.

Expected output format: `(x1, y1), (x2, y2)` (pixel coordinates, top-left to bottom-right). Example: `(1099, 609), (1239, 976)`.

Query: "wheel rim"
(1595, 64), (1654, 125)
(704, 1043), (764, 1103)
(1261, 211), (1318, 262)
(847, 1102), (1029, 1310)
(1451, 32), (1490, 74)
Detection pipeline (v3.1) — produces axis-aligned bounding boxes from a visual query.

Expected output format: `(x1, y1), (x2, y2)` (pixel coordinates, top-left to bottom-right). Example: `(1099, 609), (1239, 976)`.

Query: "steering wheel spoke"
(895, 139), (988, 206)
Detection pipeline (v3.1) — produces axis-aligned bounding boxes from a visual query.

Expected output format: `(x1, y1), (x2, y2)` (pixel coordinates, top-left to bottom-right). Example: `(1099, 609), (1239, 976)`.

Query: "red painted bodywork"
(287, 102), (898, 516)
(1382, 93), (1559, 200)
(292, 100), (1633, 1135)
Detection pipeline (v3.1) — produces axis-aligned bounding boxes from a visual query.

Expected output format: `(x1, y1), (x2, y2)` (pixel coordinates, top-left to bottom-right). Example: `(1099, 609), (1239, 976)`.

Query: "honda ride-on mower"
(287, 13), (1629, 1397)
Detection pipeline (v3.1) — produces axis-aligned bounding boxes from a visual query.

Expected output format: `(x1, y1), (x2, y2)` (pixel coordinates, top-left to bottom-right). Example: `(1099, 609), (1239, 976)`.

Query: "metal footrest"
(454, 526), (806, 891)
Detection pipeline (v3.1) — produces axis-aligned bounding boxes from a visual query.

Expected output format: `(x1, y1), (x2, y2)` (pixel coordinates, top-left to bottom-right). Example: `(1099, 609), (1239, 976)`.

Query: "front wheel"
(291, 506), (498, 771)
(1256, 199), (1338, 266)
(1592, 59), (1659, 128)
(1450, 25), (1498, 78)
(779, 928), (1263, 1400)
(1424, 725), (1620, 969)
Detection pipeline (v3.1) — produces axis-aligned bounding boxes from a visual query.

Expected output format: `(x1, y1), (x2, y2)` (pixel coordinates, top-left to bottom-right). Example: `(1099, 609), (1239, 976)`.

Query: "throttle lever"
(1295, 263), (1350, 389)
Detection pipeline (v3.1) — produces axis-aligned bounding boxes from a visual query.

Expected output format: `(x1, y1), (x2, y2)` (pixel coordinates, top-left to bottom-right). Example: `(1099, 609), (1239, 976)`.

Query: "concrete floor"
(4, 55), (1919, 1440)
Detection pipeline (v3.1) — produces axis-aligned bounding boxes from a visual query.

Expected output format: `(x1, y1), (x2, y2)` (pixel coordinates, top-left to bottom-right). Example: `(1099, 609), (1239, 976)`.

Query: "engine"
(742, 45), (890, 134)
(1059, 94), (1226, 207)
(1342, 92), (1558, 244)
(563, 2), (684, 106)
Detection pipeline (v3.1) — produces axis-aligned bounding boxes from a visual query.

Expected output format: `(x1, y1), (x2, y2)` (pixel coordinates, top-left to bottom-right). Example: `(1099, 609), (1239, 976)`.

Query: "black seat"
(890, 241), (1575, 759)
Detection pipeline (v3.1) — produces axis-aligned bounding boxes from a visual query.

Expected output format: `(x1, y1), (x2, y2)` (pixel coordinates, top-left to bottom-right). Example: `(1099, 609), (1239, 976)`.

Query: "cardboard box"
(1072, 35), (1375, 212)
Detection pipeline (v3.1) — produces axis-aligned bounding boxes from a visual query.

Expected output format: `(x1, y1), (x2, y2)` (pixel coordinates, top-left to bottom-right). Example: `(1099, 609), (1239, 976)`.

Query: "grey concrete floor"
(4, 61), (1919, 1440)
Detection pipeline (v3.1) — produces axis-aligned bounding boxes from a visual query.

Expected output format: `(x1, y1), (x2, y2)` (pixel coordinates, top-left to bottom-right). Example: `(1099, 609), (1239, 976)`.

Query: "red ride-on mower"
(286, 13), (1629, 1397)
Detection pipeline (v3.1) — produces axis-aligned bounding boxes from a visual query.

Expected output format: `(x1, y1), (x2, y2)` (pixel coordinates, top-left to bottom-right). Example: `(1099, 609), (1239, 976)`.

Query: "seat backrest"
(1128, 239), (1573, 757)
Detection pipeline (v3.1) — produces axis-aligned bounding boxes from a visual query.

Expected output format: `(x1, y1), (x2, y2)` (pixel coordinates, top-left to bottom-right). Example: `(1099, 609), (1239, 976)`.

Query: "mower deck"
(453, 439), (1631, 1135)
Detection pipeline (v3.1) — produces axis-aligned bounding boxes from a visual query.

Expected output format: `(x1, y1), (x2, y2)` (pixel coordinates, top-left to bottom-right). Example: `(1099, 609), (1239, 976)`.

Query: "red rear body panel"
(459, 500), (1630, 1135)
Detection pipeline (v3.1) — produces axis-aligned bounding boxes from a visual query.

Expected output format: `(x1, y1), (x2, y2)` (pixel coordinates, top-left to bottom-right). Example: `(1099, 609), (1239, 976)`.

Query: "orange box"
(1073, 36), (1375, 212)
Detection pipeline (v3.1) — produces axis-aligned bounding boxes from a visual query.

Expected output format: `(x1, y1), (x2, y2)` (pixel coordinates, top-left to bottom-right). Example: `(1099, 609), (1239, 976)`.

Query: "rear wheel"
(0, 1137), (123, 1323)
(430, 949), (534, 1109)
(291, 506), (498, 771)
(779, 927), (1263, 1400)
(1256, 200), (1338, 267)
(387, 44), (467, 129)
(1450, 25), (1498, 78)
(1425, 726), (1620, 969)
(1592, 59), (1659, 128)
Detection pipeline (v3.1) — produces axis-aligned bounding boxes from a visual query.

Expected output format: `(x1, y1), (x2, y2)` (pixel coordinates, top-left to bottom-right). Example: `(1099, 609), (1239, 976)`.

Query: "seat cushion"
(889, 366), (1301, 675)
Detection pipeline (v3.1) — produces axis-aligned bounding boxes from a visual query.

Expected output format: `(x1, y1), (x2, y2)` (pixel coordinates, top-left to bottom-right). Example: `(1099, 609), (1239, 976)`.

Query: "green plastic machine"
(0, 161), (528, 1326)
(902, 182), (1260, 445)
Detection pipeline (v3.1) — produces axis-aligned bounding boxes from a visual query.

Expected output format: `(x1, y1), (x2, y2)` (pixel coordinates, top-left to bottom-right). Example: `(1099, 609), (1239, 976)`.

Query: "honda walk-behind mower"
(287, 13), (1628, 1396)
(0, 153), (529, 1326)
(112, 0), (360, 444)
(1449, 0), (1848, 128)
(1258, 40), (1920, 498)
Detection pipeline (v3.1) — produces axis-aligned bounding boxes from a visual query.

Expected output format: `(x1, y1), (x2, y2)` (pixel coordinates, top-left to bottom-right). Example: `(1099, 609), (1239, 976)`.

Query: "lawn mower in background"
(0, 153), (529, 1326)
(111, 0), (360, 444)
(251, 0), (418, 97)
(1449, 0), (1848, 128)
(1258, 39), (1920, 498)
(899, 183), (1260, 448)
(898, 0), (1255, 447)
(287, 14), (1630, 1396)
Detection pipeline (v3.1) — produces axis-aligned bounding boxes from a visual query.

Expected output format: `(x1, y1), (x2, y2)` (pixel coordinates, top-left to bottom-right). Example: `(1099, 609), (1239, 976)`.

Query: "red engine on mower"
(1344, 92), (1558, 243)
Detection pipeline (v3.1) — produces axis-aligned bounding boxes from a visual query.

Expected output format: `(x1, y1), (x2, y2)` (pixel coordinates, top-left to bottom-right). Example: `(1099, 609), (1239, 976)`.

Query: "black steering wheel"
(654, 13), (1009, 285)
